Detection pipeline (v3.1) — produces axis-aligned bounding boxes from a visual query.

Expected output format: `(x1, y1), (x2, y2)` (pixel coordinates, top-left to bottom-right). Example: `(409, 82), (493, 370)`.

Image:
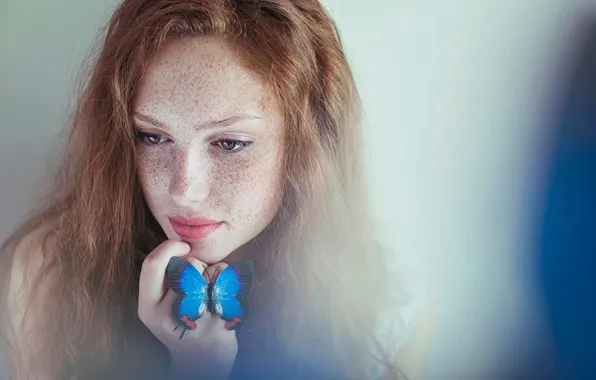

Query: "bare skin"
(138, 240), (236, 378)
(133, 36), (285, 265)
(134, 36), (284, 377)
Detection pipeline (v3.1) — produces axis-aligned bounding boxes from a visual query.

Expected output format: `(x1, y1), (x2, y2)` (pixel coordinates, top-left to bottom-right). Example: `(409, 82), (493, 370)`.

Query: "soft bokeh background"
(2, 1), (596, 379)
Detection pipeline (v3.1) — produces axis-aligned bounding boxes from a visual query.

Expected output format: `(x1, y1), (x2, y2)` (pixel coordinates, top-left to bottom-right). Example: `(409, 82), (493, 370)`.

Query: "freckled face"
(133, 37), (285, 264)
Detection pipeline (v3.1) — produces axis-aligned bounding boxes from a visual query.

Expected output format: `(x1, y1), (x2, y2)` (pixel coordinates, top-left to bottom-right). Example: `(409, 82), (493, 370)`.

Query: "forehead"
(133, 36), (269, 123)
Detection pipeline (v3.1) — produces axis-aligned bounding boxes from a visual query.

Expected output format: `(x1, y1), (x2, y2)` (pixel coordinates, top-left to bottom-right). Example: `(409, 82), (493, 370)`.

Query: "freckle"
(136, 36), (285, 257)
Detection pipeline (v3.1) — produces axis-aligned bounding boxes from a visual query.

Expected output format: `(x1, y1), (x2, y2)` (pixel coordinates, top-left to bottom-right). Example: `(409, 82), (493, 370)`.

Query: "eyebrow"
(133, 113), (262, 130)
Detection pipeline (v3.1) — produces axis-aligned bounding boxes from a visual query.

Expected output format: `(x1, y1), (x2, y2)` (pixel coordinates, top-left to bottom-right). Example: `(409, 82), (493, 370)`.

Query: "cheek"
(212, 150), (283, 223)
(135, 144), (284, 227)
(136, 151), (170, 205)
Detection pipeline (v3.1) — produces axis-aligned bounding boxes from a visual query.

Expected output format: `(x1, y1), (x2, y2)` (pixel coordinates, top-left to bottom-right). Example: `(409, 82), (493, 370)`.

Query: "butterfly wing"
(212, 260), (254, 327)
(167, 256), (208, 323)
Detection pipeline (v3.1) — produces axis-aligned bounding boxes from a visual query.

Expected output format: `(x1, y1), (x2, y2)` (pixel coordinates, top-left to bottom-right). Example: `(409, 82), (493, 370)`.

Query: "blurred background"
(2, 0), (596, 379)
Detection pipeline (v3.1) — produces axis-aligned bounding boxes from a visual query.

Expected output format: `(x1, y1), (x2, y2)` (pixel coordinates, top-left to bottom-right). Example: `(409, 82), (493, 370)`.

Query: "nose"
(169, 148), (210, 206)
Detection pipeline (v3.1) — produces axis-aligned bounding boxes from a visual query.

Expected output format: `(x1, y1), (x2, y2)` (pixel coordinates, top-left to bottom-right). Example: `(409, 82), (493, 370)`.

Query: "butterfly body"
(207, 282), (215, 314)
(166, 257), (254, 339)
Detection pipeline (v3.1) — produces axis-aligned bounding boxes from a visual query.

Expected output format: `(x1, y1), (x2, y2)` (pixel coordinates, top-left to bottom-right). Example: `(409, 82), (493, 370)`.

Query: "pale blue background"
(2, 1), (596, 379)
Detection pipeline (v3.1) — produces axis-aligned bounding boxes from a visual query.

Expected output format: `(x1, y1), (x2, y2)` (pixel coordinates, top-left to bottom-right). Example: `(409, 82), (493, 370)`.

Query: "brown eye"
(215, 139), (251, 152)
(135, 132), (166, 145)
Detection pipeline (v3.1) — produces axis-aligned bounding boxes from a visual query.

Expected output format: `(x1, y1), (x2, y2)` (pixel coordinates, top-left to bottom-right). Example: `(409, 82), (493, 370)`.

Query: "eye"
(213, 139), (252, 152)
(135, 132), (168, 145)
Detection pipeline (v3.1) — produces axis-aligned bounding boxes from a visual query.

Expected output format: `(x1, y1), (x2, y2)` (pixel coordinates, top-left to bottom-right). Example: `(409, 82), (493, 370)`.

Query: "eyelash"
(134, 132), (253, 153)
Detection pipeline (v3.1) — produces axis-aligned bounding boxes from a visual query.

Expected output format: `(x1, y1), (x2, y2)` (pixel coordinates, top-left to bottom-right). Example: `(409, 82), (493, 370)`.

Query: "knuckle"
(161, 239), (189, 254)
(141, 241), (190, 268)
(140, 255), (158, 270)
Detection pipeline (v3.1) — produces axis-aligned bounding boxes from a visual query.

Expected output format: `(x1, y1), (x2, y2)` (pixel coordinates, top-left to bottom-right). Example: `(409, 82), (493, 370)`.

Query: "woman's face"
(133, 36), (285, 264)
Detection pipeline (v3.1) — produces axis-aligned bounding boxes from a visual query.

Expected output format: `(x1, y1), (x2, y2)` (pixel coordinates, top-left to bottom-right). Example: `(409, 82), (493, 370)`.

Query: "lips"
(168, 216), (223, 239)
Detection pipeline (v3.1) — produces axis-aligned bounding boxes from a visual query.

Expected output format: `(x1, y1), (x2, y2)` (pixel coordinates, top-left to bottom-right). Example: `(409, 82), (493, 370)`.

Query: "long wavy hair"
(1, 0), (406, 378)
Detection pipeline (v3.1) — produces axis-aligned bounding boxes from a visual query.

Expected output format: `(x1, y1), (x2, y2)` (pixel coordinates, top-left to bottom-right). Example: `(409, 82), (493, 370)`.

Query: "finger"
(139, 240), (190, 308)
(162, 288), (178, 311)
(159, 288), (179, 325)
(185, 256), (208, 276)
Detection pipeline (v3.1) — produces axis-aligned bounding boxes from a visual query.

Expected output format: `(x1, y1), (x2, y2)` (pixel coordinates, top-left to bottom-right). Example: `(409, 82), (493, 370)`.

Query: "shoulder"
(2, 221), (60, 378)
(6, 221), (59, 293)
(9, 221), (57, 271)
(4, 220), (59, 325)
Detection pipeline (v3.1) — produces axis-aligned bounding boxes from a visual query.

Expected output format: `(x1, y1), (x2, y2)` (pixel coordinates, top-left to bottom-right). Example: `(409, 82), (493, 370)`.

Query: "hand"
(138, 240), (238, 379)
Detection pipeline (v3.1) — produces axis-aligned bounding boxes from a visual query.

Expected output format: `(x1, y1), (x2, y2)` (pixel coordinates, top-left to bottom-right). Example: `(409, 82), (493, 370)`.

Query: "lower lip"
(169, 219), (223, 239)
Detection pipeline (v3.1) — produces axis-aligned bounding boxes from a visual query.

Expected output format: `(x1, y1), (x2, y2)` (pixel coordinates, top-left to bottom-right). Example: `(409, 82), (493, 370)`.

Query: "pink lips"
(168, 216), (223, 239)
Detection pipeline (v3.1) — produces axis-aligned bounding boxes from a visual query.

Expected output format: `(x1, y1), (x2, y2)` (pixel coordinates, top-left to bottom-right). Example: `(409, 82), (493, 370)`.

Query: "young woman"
(0, 0), (433, 379)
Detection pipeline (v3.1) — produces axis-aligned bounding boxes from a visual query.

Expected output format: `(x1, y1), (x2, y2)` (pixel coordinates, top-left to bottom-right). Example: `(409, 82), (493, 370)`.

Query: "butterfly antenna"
(179, 328), (187, 340)
(201, 264), (212, 283)
(214, 265), (222, 280)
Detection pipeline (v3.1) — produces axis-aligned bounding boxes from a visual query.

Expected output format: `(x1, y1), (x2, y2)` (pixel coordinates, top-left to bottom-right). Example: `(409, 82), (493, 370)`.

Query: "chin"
(173, 235), (237, 265)
(187, 247), (229, 265)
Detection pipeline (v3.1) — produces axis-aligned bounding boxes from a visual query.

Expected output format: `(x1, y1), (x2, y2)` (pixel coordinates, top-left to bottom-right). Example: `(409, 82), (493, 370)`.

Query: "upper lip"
(168, 215), (221, 226)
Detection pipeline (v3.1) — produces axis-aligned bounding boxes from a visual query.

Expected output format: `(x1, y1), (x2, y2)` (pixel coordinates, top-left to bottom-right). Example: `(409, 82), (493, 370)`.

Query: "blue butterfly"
(166, 257), (254, 339)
